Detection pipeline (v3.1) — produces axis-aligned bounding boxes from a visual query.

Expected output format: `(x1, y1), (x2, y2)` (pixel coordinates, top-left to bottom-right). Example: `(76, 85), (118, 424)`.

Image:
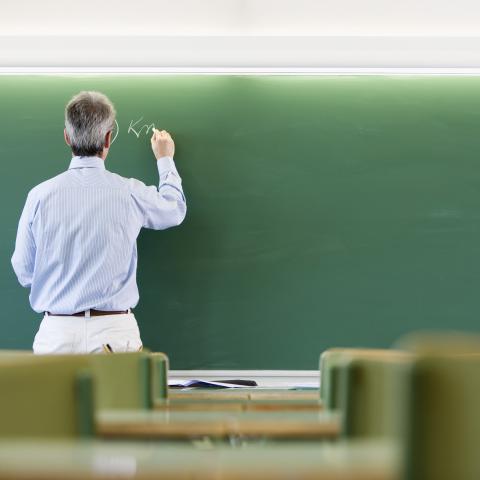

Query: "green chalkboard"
(2, 75), (480, 369)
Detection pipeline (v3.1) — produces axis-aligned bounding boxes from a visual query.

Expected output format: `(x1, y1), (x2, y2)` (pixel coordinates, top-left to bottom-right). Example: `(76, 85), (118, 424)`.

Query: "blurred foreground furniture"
(0, 439), (399, 480)
(0, 350), (331, 440)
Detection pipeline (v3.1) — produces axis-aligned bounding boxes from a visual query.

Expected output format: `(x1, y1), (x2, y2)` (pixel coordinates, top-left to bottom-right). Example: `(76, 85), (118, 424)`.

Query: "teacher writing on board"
(11, 91), (186, 353)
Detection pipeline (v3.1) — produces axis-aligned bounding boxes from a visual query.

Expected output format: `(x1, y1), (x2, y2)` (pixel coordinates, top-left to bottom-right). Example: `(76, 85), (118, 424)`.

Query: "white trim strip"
(2, 35), (480, 70)
(2, 67), (480, 75)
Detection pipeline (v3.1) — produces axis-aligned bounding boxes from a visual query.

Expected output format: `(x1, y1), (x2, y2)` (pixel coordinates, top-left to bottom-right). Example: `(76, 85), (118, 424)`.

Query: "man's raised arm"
(130, 129), (186, 230)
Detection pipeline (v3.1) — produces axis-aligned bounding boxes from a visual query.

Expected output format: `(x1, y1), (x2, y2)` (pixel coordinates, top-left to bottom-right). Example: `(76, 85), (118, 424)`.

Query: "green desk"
(166, 388), (321, 411)
(0, 439), (399, 480)
(168, 388), (252, 401)
(161, 398), (321, 412)
(96, 410), (340, 440)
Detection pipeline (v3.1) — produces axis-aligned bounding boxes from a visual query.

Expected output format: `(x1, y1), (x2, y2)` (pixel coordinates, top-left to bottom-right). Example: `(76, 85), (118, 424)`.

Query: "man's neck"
(71, 150), (108, 161)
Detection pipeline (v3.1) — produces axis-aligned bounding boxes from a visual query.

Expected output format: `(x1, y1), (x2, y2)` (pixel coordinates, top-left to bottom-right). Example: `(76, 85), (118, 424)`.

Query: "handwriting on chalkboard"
(111, 120), (120, 144)
(128, 117), (156, 138)
(111, 117), (158, 145)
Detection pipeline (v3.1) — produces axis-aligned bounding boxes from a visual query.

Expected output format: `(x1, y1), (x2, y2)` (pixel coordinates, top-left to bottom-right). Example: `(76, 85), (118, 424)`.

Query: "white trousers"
(33, 311), (143, 354)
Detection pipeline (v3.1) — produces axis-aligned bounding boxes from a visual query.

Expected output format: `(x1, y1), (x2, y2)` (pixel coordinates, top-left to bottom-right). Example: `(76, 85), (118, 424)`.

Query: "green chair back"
(342, 354), (412, 439)
(404, 354), (480, 480)
(320, 348), (411, 439)
(88, 352), (151, 410)
(0, 356), (94, 438)
(0, 350), (152, 411)
(398, 332), (480, 480)
(320, 348), (406, 407)
(88, 351), (170, 410)
(149, 352), (169, 405)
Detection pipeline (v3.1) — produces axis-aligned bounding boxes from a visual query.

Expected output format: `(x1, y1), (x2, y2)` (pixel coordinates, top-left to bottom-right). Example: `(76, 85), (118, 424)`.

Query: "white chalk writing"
(111, 119), (120, 144)
(127, 117), (156, 138)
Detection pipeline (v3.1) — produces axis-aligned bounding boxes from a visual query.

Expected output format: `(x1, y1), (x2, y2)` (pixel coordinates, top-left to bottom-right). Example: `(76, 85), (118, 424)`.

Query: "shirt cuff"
(157, 156), (179, 177)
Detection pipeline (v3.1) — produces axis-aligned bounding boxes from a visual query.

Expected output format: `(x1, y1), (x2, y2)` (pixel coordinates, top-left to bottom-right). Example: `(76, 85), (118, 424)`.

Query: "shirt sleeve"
(129, 156), (187, 230)
(11, 190), (38, 288)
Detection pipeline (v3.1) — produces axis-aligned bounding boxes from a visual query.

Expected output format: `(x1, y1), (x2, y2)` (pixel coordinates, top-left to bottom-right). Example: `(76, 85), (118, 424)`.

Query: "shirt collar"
(68, 156), (106, 170)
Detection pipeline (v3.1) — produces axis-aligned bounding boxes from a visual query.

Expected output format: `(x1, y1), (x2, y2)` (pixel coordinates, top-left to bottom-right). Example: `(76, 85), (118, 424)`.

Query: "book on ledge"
(168, 379), (258, 389)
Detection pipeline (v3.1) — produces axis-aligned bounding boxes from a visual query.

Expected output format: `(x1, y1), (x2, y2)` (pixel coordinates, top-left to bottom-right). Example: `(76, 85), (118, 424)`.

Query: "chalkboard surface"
(2, 75), (480, 369)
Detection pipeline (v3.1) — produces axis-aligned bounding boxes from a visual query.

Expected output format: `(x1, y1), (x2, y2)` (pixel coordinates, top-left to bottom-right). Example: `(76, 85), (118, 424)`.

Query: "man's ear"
(105, 130), (112, 149)
(64, 128), (71, 146)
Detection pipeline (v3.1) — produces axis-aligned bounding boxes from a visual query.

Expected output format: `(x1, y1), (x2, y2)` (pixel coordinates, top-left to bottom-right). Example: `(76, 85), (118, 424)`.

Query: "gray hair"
(65, 91), (116, 157)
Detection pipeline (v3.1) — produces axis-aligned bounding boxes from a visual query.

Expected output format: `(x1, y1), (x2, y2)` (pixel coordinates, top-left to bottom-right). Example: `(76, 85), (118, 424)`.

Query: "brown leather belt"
(46, 309), (129, 317)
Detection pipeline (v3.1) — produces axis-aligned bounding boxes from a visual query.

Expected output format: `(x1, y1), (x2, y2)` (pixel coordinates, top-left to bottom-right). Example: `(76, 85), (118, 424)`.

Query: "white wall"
(1, 0), (480, 68)
(2, 0), (480, 36)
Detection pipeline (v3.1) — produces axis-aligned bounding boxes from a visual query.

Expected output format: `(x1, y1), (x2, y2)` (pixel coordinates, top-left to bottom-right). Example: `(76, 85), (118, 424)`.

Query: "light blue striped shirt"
(11, 155), (186, 314)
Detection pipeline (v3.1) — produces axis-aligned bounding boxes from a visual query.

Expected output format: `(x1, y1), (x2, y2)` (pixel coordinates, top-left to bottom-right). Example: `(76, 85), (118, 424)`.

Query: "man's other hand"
(151, 129), (175, 159)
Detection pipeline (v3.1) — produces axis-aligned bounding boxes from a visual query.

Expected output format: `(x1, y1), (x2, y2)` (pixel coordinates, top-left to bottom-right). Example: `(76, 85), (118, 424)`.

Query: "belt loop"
(86, 309), (91, 318)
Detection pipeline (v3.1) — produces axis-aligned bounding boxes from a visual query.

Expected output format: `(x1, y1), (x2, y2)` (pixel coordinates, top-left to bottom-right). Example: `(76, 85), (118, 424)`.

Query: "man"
(11, 91), (186, 354)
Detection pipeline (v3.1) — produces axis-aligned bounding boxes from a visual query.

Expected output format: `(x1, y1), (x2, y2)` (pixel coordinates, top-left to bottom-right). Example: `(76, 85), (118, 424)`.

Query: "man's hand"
(151, 128), (175, 159)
